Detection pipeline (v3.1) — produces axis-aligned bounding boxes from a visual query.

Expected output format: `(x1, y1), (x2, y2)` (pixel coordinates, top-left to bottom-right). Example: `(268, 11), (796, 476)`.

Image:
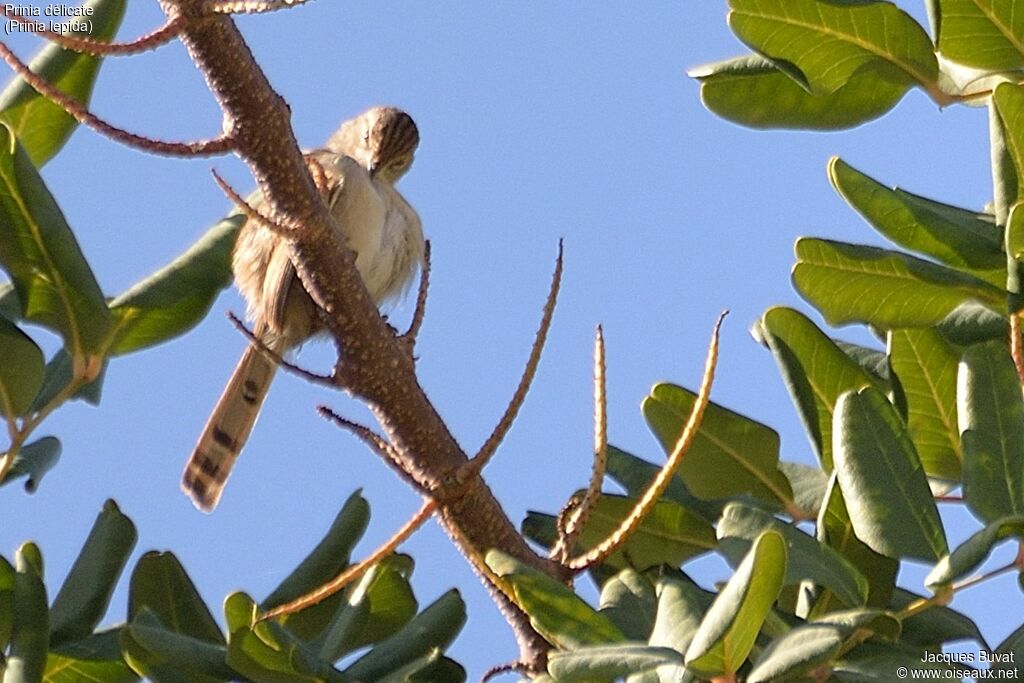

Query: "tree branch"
(159, 0), (556, 663)
(566, 312), (726, 572)
(459, 241), (563, 485)
(0, 39), (233, 156)
(317, 405), (426, 491)
(552, 325), (607, 563)
(260, 498), (438, 621)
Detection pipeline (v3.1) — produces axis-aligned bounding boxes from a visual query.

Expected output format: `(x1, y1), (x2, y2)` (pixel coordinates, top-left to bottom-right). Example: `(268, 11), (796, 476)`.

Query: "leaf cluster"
(512, 1), (1024, 680)
(0, 493), (467, 682)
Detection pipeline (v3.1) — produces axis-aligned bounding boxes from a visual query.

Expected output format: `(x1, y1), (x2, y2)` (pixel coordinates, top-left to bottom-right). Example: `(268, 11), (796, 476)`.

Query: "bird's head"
(327, 106), (419, 183)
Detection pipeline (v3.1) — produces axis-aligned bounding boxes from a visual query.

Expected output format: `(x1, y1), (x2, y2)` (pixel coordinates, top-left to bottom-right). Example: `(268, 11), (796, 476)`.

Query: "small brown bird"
(182, 106), (424, 512)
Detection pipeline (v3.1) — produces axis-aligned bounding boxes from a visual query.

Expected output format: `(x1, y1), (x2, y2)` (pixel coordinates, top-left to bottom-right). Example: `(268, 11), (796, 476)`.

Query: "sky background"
(0, 1), (1015, 679)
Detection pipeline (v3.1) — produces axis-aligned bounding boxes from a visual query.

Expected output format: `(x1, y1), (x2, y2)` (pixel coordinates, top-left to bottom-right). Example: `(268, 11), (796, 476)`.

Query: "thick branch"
(159, 0), (555, 663)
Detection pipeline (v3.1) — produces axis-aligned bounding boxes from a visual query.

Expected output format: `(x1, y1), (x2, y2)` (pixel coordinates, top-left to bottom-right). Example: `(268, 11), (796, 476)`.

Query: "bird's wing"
(262, 238), (297, 334)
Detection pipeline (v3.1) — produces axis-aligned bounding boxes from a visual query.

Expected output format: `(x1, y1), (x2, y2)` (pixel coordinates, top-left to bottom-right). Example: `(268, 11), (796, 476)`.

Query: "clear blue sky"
(1, 2), (1014, 678)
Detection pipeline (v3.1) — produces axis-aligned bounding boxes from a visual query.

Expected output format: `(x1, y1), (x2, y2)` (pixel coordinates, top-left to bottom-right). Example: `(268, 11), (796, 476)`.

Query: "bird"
(181, 106), (424, 512)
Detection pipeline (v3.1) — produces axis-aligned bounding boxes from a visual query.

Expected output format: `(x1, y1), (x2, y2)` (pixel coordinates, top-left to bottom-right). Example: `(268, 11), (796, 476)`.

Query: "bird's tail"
(182, 335), (283, 512)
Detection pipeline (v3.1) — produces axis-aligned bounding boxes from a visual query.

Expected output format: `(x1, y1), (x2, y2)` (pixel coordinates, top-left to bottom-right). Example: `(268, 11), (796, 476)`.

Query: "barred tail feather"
(182, 340), (281, 511)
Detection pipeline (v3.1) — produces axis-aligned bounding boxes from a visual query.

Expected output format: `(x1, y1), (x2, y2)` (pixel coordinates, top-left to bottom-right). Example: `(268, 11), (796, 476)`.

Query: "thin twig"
(950, 559), (1020, 594)
(2, 9), (184, 55)
(0, 40), (233, 157)
(1012, 314), (1024, 386)
(403, 240), (431, 345)
(935, 495), (963, 503)
(566, 311), (727, 572)
(204, 0), (313, 13)
(552, 325), (608, 562)
(458, 240), (564, 484)
(316, 405), (425, 490)
(226, 312), (335, 386)
(481, 662), (523, 682)
(306, 156), (330, 197)
(550, 493), (582, 562)
(211, 168), (299, 235)
(316, 406), (393, 459)
(259, 498), (437, 621)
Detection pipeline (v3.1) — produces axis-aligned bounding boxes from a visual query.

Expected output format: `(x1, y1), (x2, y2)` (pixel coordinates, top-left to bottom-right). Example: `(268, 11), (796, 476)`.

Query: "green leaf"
(49, 499), (137, 646)
(522, 495), (717, 573)
(793, 238), (1005, 329)
(0, 281), (20, 320)
(1007, 201), (1024, 307)
(935, 302), (1008, 346)
(29, 348), (105, 412)
(312, 554), (417, 662)
(0, 554), (14, 652)
(486, 551), (623, 649)
(815, 474), (898, 612)
(958, 341), (1024, 523)
(993, 83), (1024, 218)
(629, 574), (707, 683)
(993, 91), (1018, 226)
(547, 645), (684, 682)
(370, 649), (458, 683)
(261, 490), (370, 640)
(223, 591), (257, 635)
(127, 551), (223, 645)
(603, 445), (722, 521)
(405, 655), (465, 683)
(756, 306), (880, 471)
(0, 126), (113, 356)
(748, 617), (852, 683)
(598, 569), (657, 641)
(891, 588), (985, 649)
(1009, 201), (1024, 261)
(778, 461), (829, 519)
(226, 619), (343, 683)
(994, 622), (1024, 675)
(0, 0), (126, 167)
(834, 340), (895, 393)
(834, 640), (970, 680)
(690, 55), (912, 130)
(833, 387), (947, 561)
(647, 573), (710, 655)
(8, 542), (49, 683)
(121, 609), (234, 683)
(829, 158), (1004, 286)
(343, 589), (466, 682)
(1, 436), (61, 493)
(727, 0), (938, 93)
(887, 328), (962, 481)
(684, 531), (787, 678)
(225, 592), (342, 682)
(45, 629), (139, 683)
(0, 316), (43, 417)
(108, 216), (242, 355)
(937, 0), (1024, 70)
(644, 383), (793, 506)
(926, 516), (1024, 588)
(749, 611), (898, 682)
(718, 502), (868, 609)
